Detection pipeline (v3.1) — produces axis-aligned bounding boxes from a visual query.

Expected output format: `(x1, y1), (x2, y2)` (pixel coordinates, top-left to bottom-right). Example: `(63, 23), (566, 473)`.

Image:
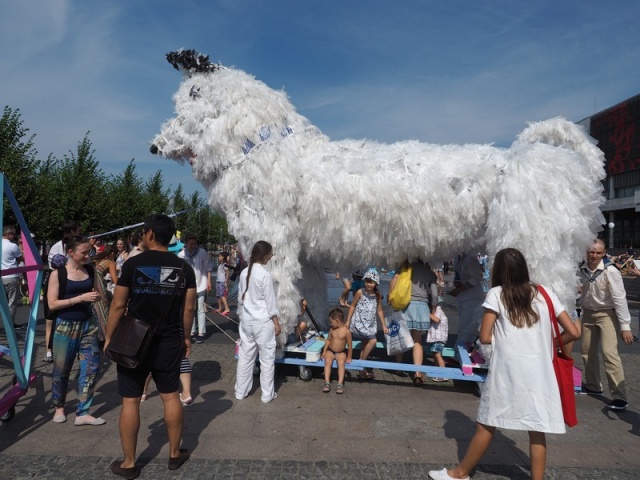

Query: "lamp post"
(608, 222), (615, 250)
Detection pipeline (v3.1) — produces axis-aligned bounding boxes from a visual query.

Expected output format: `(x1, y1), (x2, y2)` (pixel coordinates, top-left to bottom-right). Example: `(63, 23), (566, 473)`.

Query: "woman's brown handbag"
(106, 264), (184, 368)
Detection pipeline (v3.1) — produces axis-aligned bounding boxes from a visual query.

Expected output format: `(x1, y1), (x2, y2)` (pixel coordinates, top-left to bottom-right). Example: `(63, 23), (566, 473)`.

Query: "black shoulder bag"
(106, 263), (185, 369)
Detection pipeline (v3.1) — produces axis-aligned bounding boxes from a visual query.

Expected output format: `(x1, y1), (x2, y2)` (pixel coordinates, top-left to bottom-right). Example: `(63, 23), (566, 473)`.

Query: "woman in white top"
(114, 237), (129, 277)
(234, 240), (281, 403)
(429, 248), (580, 480)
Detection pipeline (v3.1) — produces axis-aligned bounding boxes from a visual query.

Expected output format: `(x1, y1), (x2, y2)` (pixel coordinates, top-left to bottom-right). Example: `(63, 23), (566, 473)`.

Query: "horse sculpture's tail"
(486, 117), (606, 311)
(517, 116), (605, 185)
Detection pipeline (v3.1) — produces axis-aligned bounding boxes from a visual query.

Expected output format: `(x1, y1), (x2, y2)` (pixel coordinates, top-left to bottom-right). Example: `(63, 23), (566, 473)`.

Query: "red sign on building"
(589, 95), (640, 175)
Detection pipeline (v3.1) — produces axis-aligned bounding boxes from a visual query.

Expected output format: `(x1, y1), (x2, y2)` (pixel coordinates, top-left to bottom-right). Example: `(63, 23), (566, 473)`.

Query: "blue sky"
(2, 1), (639, 197)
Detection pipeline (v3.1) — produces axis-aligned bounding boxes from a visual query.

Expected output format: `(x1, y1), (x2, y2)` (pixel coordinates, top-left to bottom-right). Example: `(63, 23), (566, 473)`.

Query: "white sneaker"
(261, 392), (278, 404)
(428, 468), (469, 480)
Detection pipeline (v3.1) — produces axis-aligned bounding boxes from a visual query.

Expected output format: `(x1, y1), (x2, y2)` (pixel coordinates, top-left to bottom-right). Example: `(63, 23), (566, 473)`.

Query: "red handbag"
(537, 285), (578, 427)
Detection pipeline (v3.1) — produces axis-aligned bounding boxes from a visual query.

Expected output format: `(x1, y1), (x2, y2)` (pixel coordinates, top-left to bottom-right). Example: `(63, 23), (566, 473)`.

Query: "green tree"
(0, 106), (42, 231)
(53, 133), (107, 234)
(143, 171), (171, 214)
(207, 210), (231, 247)
(170, 187), (230, 245)
(34, 154), (64, 241)
(104, 160), (149, 233)
(1, 105), (232, 245)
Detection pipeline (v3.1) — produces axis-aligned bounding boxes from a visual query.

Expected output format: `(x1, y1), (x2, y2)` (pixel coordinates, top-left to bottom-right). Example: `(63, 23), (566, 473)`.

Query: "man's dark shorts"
(117, 335), (183, 397)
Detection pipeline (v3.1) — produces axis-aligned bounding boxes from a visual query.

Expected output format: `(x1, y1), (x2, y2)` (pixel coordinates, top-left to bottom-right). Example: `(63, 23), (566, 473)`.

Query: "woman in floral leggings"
(47, 235), (104, 426)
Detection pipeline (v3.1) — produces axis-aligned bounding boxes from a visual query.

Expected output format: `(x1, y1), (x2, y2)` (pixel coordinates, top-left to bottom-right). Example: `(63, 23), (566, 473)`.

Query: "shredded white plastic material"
(151, 57), (605, 340)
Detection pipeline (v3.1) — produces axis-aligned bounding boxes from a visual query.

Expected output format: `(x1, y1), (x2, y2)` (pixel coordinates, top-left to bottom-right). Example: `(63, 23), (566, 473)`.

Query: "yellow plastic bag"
(389, 263), (412, 311)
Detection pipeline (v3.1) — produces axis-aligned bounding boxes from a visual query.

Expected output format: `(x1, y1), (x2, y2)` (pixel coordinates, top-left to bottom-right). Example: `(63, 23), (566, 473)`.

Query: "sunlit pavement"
(0, 273), (638, 479)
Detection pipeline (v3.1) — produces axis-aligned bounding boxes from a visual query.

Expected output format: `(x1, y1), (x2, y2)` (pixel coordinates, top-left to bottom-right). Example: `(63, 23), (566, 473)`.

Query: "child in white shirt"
(427, 305), (449, 382)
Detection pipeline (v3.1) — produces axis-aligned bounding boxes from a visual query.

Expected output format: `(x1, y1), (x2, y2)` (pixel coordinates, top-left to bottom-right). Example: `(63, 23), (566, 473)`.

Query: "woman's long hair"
(93, 244), (118, 262)
(242, 240), (273, 301)
(116, 237), (130, 253)
(491, 248), (539, 328)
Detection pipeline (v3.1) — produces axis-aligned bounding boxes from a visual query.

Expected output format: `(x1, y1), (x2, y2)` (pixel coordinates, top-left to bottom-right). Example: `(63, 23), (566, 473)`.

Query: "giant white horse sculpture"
(151, 49), (605, 339)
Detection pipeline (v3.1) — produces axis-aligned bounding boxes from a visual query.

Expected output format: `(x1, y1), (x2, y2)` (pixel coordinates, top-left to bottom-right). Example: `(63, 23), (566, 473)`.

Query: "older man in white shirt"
(579, 239), (633, 411)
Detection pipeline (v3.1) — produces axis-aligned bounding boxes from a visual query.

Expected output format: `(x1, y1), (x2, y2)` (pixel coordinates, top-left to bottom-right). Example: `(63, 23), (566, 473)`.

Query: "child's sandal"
(323, 382), (331, 393)
(336, 384), (344, 394)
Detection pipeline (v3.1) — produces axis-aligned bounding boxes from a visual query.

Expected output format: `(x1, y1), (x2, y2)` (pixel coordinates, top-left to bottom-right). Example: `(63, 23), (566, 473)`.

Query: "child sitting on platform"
(286, 299), (309, 345)
(427, 305), (449, 382)
(346, 268), (388, 379)
(321, 308), (352, 394)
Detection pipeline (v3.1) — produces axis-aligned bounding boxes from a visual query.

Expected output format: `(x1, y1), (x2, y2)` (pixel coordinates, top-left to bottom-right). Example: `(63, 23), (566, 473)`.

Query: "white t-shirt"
(178, 246), (212, 293)
(1, 238), (23, 279)
(48, 240), (65, 268)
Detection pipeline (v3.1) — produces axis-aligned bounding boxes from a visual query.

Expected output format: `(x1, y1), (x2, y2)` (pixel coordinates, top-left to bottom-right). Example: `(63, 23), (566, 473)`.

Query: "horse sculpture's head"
(150, 49), (308, 189)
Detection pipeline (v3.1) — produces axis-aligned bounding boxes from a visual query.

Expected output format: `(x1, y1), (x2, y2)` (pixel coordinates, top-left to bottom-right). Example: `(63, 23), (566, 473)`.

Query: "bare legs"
(445, 423), (546, 480)
(142, 372), (192, 404)
(118, 397), (142, 468)
(357, 338), (376, 378)
(339, 279), (352, 306)
(323, 351), (346, 385)
(160, 392), (184, 458)
(323, 351), (336, 384)
(179, 372), (192, 403)
(217, 294), (230, 313)
(117, 392), (183, 468)
(141, 373), (152, 400)
(359, 338), (376, 361)
(529, 431), (547, 480)
(448, 423), (496, 479)
(410, 329), (425, 380)
(393, 330), (427, 380)
(433, 351), (445, 368)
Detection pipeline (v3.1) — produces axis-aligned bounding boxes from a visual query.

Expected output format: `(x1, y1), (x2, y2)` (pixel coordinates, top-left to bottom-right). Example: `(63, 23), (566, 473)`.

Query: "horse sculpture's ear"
(166, 49), (218, 74)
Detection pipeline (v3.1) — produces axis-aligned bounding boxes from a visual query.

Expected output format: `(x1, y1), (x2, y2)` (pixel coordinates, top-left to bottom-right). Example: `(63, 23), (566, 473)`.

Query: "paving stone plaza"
(1, 274), (638, 479)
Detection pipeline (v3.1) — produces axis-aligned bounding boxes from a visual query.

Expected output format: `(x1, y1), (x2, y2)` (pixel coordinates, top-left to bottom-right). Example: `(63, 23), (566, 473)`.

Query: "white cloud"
(1, 0), (70, 63)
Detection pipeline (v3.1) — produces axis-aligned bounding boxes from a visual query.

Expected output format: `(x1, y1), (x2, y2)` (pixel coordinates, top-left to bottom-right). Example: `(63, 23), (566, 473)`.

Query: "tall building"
(578, 94), (640, 249)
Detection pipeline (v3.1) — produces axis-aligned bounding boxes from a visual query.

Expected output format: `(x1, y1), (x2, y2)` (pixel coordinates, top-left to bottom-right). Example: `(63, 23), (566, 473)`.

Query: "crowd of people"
(2, 223), (637, 480)
(330, 245), (634, 480)
(2, 217), (249, 479)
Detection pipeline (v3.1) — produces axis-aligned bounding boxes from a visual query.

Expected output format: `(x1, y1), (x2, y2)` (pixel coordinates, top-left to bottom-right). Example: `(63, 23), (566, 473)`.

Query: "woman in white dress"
(429, 248), (580, 480)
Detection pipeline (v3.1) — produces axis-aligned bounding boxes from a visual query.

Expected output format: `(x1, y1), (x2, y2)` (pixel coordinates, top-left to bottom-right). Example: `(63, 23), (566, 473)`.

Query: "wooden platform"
(276, 335), (488, 383)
